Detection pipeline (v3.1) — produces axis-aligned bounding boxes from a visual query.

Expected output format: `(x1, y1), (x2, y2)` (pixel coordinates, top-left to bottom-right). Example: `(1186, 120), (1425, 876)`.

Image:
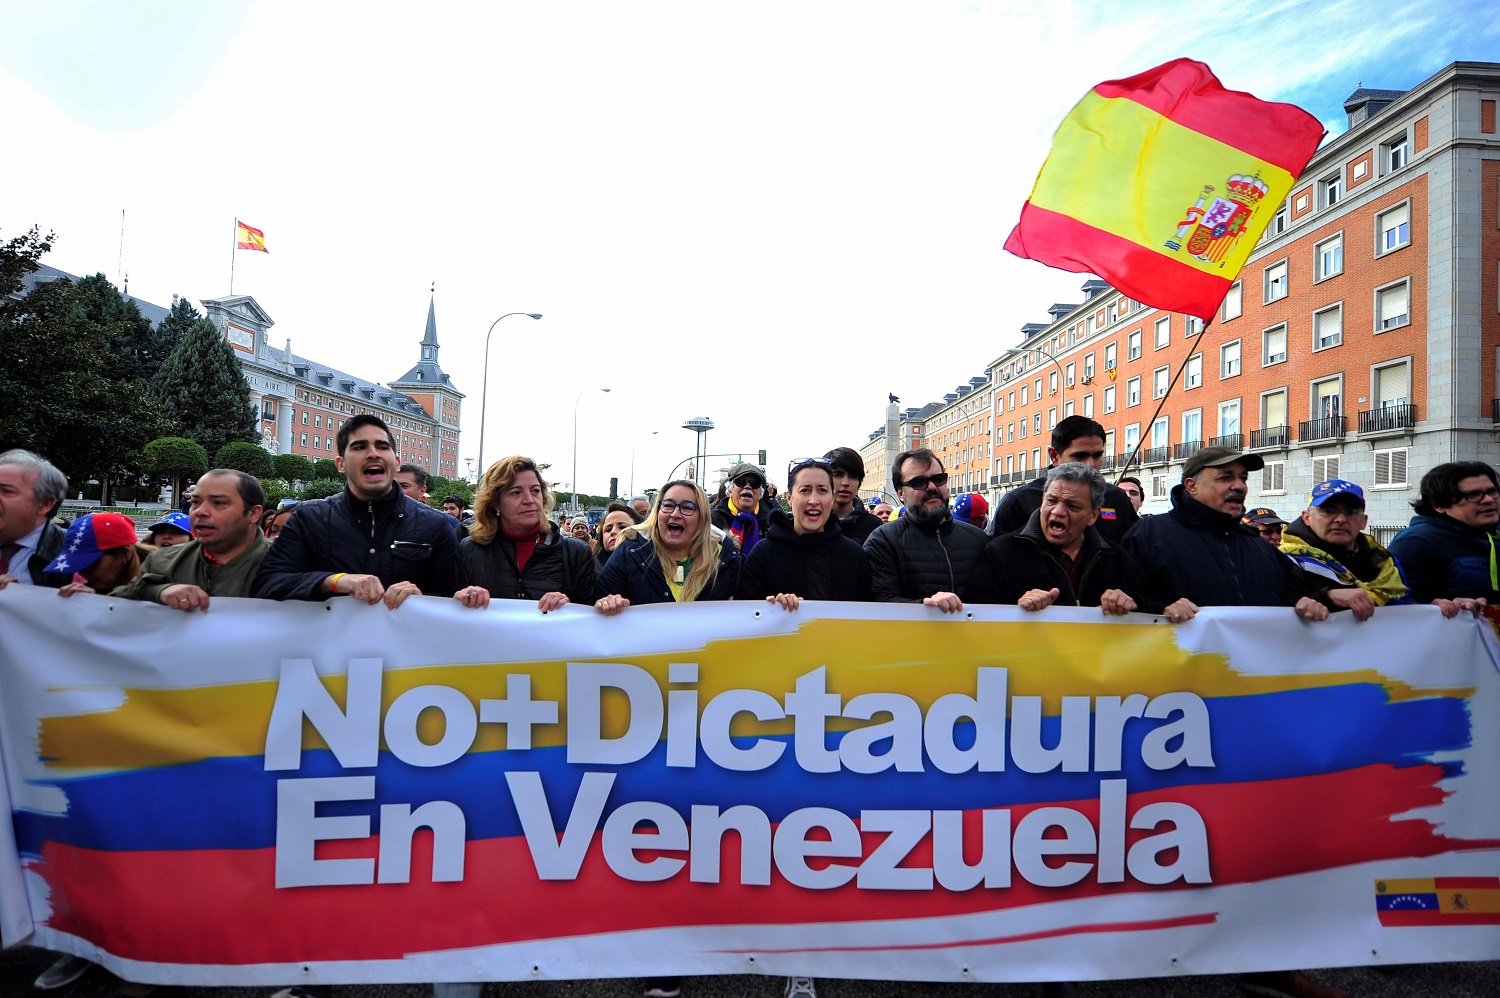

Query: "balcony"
(1173, 440), (1204, 461)
(1141, 446), (1170, 465)
(1250, 425), (1290, 449)
(1209, 432), (1244, 449)
(1115, 451), (1140, 471)
(1358, 403), (1416, 434)
(1298, 414), (1347, 443)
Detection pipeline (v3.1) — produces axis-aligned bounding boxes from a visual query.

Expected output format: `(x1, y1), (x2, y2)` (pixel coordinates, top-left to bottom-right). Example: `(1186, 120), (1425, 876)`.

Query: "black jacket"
(1120, 485), (1320, 613)
(252, 485), (460, 600)
(991, 473), (1140, 545)
(837, 506), (886, 545)
(974, 509), (1144, 608)
(864, 510), (989, 602)
(458, 528), (596, 605)
(595, 532), (740, 605)
(737, 509), (872, 602)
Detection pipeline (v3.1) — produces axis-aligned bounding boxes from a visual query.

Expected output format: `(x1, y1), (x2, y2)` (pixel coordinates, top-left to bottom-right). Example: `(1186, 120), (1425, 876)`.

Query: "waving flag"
(235, 220), (268, 253)
(1005, 59), (1324, 321)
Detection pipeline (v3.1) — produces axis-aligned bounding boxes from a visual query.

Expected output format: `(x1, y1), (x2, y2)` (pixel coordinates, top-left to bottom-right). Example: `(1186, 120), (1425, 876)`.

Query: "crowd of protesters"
(2, 410), (1497, 998)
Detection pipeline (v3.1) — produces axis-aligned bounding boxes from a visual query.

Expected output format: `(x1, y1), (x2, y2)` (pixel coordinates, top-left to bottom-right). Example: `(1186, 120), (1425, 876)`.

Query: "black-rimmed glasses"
(659, 499), (700, 515)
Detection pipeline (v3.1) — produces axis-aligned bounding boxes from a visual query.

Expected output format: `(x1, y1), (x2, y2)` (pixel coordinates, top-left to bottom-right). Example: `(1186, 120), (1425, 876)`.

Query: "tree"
(426, 473), (474, 507)
(74, 273), (166, 385)
(273, 453), (314, 483)
(150, 317), (258, 457)
(144, 436), (208, 504)
(215, 441), (274, 480)
(313, 458), (338, 479)
(153, 296), (203, 362)
(303, 477), (344, 500)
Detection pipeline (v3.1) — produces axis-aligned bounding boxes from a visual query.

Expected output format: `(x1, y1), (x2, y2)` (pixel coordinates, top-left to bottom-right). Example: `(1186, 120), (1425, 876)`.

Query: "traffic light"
(758, 449), (767, 465)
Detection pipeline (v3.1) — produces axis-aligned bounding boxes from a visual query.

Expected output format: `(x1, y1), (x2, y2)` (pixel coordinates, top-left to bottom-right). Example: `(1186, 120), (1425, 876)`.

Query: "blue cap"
(1309, 479), (1365, 507)
(147, 511), (192, 535)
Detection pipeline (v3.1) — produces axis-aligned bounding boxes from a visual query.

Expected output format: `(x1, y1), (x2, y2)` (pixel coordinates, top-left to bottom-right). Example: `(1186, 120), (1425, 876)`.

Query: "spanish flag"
(1005, 59), (1323, 321)
(235, 220), (268, 254)
(1375, 877), (1500, 926)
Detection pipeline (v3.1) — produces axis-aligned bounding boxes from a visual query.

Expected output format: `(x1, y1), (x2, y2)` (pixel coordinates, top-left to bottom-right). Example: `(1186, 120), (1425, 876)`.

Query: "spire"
(390, 289), (461, 396)
(422, 293), (439, 349)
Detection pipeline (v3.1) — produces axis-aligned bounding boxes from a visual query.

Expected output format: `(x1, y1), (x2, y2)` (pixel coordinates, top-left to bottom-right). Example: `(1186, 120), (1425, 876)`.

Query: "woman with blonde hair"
(594, 479), (739, 614)
(454, 455), (596, 612)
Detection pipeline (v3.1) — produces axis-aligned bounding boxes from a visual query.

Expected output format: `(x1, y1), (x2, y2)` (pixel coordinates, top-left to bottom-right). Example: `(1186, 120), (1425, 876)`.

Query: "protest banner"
(1, 585), (1498, 986)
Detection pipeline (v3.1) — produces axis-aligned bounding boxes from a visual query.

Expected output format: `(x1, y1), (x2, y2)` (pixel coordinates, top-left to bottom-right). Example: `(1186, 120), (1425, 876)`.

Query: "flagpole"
(230, 219), (238, 295)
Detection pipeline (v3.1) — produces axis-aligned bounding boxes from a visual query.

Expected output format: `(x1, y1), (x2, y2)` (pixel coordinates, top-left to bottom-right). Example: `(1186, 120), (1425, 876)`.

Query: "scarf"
(1279, 528), (1411, 606)
(727, 497), (761, 554)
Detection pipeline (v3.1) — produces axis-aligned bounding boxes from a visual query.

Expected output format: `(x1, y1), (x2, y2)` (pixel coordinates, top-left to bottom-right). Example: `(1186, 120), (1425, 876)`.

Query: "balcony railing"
(1358, 403), (1416, 434)
(1141, 446), (1170, 465)
(1298, 414), (1346, 442)
(1209, 432), (1243, 449)
(1493, 399), (1500, 423)
(1250, 425), (1290, 449)
(1173, 440), (1204, 461)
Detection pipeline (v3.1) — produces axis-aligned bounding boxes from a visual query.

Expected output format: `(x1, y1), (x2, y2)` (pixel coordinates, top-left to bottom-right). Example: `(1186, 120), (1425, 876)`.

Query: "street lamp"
(572, 388), (611, 512)
(477, 312), (543, 475)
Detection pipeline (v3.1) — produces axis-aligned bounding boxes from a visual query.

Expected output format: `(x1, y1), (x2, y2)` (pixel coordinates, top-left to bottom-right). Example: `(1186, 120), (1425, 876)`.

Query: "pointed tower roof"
(391, 293), (463, 396)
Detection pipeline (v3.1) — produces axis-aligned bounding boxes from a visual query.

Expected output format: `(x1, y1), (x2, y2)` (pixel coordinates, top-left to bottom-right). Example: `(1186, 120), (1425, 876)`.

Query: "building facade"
(975, 61), (1500, 528)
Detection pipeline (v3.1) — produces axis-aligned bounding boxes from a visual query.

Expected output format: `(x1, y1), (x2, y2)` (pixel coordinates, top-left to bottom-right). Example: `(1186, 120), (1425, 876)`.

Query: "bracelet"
(329, 573), (347, 592)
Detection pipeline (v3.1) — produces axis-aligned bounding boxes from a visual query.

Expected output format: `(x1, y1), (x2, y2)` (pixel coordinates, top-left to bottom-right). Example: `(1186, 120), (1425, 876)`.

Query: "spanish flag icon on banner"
(1005, 59), (1324, 321)
(235, 220), (268, 253)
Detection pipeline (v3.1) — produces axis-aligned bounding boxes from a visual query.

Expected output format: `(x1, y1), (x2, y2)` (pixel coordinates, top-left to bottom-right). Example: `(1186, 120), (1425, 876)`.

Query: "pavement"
(3, 948), (1498, 998)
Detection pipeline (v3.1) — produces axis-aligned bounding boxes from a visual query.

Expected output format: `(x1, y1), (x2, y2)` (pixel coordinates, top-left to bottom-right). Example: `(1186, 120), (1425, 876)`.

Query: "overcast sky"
(2, 0), (1494, 496)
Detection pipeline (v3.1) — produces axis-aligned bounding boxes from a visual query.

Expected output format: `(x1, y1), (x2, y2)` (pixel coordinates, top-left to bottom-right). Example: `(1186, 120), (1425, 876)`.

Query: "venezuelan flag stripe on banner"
(1005, 58), (1324, 320)
(235, 219), (268, 252)
(2, 588), (1499, 987)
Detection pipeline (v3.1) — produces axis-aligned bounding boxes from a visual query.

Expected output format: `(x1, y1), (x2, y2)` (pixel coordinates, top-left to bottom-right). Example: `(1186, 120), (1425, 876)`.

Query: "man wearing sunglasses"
(711, 462), (773, 554)
(991, 416), (1138, 544)
(864, 448), (987, 612)
(1389, 460), (1500, 605)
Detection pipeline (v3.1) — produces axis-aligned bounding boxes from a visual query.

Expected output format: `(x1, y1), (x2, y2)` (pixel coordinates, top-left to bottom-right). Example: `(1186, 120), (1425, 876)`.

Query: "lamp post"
(477, 312), (543, 475)
(572, 387), (611, 512)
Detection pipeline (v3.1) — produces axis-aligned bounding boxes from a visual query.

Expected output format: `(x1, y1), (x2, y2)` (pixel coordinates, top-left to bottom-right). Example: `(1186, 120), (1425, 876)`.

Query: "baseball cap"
(1310, 479), (1365, 508)
(1181, 446), (1265, 481)
(1242, 507), (1288, 526)
(147, 511), (191, 536)
(953, 493), (989, 522)
(44, 512), (139, 574)
(726, 462), (765, 486)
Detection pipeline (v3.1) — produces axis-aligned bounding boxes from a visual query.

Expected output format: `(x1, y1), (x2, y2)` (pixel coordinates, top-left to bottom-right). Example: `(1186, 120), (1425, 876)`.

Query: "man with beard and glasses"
(864, 448), (987, 612)
(1121, 447), (1332, 624)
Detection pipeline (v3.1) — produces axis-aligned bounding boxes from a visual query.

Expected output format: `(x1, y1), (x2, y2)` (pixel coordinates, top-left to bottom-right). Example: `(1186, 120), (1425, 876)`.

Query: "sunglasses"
(732, 475), (764, 488)
(901, 473), (949, 491)
(787, 457), (832, 474)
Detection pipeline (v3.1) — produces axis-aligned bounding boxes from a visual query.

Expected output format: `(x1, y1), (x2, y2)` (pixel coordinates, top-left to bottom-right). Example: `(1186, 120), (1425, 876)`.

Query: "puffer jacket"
(1388, 513), (1500, 603)
(1120, 485), (1320, 613)
(864, 508), (988, 602)
(737, 508), (872, 602)
(974, 509), (1144, 608)
(252, 485), (460, 600)
(837, 506), (886, 545)
(595, 531), (740, 605)
(459, 528), (597, 605)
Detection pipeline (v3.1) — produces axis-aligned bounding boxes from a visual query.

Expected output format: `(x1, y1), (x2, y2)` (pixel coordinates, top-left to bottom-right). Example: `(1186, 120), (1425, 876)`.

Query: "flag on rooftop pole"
(1004, 58), (1324, 321)
(235, 220), (268, 253)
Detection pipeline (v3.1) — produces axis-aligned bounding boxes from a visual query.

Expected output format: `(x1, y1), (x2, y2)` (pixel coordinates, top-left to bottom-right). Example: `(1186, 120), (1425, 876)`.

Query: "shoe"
(1240, 970), (1346, 998)
(644, 979), (682, 998)
(785, 977), (818, 998)
(35, 955), (93, 991)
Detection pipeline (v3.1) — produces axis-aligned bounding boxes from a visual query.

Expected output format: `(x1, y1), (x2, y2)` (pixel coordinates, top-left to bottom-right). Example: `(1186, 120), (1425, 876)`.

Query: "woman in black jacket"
(977, 462), (1143, 615)
(738, 458), (871, 609)
(594, 480), (738, 614)
(453, 455), (596, 612)
(593, 500), (643, 568)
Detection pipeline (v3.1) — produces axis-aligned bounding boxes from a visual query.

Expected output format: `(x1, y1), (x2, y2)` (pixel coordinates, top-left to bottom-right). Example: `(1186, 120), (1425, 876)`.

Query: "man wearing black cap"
(711, 462), (772, 554)
(1242, 507), (1289, 546)
(1121, 446), (1329, 622)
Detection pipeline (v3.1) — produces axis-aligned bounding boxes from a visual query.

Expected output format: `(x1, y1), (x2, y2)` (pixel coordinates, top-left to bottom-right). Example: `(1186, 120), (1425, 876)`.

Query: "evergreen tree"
(273, 453), (315, 483)
(150, 317), (258, 458)
(144, 436), (209, 503)
(313, 458), (339, 479)
(154, 296), (202, 362)
(74, 273), (164, 385)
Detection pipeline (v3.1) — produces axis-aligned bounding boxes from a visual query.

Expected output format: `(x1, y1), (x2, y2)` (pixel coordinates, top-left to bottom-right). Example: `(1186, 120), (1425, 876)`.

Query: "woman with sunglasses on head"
(738, 458), (871, 610)
(593, 480), (739, 615)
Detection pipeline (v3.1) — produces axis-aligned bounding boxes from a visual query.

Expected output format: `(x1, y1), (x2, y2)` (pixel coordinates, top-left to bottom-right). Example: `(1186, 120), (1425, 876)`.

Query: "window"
(1313, 455), (1342, 481)
(1314, 304), (1343, 350)
(301, 411), (310, 424)
(1182, 409), (1202, 443)
(1065, 362), (1075, 386)
(1007, 422), (1015, 442)
(1374, 361), (1410, 409)
(1265, 260), (1288, 303)
(1221, 340), (1241, 379)
(1126, 376), (1141, 407)
(1315, 233), (1343, 281)
(1262, 460), (1285, 493)
(1104, 385), (1116, 413)
(1020, 386), (1029, 406)
(1218, 400), (1241, 438)
(1154, 316), (1171, 348)
(1153, 366), (1169, 399)
(1048, 407), (1058, 428)
(1105, 343), (1118, 371)
(1386, 133), (1409, 172)
(1082, 393), (1093, 417)
(1187, 316), (1204, 337)
(1378, 203), (1410, 254)
(1034, 378), (1042, 399)
(300, 432), (308, 446)
(1262, 389), (1288, 431)
(1222, 281), (1243, 320)
(1263, 324), (1287, 366)
(1376, 280), (1410, 331)
(1151, 417), (1169, 448)
(1033, 413), (1042, 434)
(1271, 207), (1288, 235)
(1049, 371), (1058, 394)
(1019, 419), (1026, 439)
(1063, 399), (1075, 418)
(1127, 330), (1142, 360)
(1008, 391), (1016, 409)
(1124, 424), (1141, 452)
(1185, 354), (1203, 389)
(1152, 474), (1168, 500)
(1374, 447), (1409, 487)
(261, 401), (274, 420)
(1314, 377), (1342, 418)
(1323, 172), (1342, 207)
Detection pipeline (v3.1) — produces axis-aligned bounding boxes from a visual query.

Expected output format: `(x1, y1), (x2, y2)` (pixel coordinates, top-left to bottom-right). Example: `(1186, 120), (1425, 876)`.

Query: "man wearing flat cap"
(1120, 446), (1330, 623)
(711, 462), (773, 554)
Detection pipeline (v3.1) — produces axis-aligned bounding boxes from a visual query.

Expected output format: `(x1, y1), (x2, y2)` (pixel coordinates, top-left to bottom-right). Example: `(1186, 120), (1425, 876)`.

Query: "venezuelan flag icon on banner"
(1005, 58), (1324, 321)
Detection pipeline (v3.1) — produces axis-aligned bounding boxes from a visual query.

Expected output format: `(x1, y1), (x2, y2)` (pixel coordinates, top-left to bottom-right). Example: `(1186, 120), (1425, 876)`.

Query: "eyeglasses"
(732, 475), (764, 489)
(1312, 504), (1364, 519)
(788, 457), (832, 474)
(901, 472), (949, 491)
(1459, 487), (1500, 504)
(658, 500), (700, 515)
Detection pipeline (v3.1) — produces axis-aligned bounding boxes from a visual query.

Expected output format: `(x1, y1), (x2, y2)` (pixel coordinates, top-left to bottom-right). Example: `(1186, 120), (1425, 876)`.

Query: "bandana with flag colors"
(235, 220), (268, 253)
(1005, 58), (1324, 321)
